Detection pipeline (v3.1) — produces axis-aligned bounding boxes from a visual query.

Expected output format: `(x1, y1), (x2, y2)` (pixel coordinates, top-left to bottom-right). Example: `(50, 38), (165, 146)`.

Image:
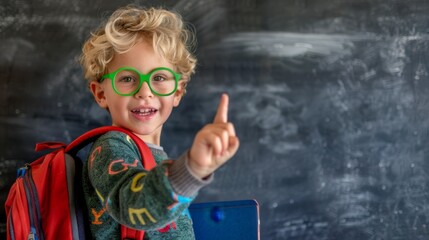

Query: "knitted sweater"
(82, 131), (212, 239)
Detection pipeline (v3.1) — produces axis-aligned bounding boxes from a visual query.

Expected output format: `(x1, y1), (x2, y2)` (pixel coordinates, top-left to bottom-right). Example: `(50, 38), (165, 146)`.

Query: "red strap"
(65, 126), (155, 239)
(35, 142), (67, 152)
(65, 126), (156, 170)
(121, 225), (145, 240)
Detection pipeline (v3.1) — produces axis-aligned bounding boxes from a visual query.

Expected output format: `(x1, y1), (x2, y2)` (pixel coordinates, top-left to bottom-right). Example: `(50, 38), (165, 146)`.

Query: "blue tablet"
(189, 199), (260, 240)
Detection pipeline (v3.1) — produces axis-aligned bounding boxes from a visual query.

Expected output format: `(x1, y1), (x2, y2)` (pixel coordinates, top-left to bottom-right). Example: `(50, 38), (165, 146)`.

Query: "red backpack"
(5, 126), (155, 240)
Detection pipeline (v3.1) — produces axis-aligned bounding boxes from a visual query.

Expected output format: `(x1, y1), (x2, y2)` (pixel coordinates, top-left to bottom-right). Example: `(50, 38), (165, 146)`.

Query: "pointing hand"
(188, 94), (240, 178)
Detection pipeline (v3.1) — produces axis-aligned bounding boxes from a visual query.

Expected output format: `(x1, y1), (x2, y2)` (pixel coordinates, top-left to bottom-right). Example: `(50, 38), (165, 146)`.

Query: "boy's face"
(90, 39), (184, 144)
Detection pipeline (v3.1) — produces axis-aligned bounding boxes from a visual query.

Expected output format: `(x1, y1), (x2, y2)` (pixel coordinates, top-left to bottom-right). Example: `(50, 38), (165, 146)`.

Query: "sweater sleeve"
(168, 151), (213, 197)
(87, 131), (196, 230)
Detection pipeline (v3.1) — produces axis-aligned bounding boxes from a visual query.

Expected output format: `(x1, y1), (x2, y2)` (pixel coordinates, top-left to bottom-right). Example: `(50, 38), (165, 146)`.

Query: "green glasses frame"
(100, 66), (182, 97)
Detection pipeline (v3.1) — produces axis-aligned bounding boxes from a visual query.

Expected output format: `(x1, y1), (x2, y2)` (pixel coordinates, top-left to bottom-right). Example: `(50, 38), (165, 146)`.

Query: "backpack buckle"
(16, 164), (29, 178)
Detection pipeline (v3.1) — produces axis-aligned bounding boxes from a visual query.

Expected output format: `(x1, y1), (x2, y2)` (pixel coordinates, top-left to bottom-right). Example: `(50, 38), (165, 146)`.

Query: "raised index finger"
(213, 93), (229, 123)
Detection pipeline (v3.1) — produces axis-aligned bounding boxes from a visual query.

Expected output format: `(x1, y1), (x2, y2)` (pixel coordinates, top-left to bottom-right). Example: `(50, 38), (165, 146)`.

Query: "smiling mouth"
(131, 108), (158, 116)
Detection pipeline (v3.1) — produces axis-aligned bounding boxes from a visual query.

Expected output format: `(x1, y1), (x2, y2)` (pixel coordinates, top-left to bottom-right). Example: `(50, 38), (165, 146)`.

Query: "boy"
(79, 5), (239, 239)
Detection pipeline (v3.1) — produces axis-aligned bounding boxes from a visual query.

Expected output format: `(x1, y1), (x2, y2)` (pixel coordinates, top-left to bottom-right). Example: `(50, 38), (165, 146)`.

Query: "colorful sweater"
(82, 131), (212, 239)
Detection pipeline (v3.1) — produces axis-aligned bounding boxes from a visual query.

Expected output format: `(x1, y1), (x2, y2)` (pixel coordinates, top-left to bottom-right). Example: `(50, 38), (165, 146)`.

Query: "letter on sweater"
(89, 146), (102, 169)
(131, 172), (147, 192)
(129, 208), (157, 225)
(91, 208), (106, 225)
(108, 159), (139, 175)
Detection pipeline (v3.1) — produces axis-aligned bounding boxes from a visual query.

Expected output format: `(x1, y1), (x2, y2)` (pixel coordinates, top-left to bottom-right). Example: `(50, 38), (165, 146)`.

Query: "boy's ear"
(90, 81), (108, 109)
(173, 80), (187, 107)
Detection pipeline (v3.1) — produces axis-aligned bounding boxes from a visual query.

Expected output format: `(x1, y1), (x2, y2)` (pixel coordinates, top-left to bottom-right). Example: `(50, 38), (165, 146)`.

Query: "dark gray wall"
(2, 0), (429, 239)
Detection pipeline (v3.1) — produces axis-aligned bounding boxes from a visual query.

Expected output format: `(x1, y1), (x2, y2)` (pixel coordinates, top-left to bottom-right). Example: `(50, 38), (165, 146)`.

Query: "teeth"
(132, 109), (156, 114)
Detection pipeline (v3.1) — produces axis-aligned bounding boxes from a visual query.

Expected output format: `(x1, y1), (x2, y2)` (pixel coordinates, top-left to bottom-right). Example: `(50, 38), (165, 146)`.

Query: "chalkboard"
(2, 0), (429, 239)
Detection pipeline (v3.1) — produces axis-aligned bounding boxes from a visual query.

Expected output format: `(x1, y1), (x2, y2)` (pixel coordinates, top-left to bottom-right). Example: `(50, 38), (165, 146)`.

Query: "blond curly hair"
(80, 5), (197, 89)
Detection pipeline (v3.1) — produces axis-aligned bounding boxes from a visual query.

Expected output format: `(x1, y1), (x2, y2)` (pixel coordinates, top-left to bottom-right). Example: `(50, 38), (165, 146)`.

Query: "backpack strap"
(66, 126), (156, 240)
(121, 225), (145, 240)
(65, 126), (156, 170)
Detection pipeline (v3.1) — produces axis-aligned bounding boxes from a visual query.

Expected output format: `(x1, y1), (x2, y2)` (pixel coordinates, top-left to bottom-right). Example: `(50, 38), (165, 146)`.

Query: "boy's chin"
(130, 127), (162, 139)
(112, 122), (162, 137)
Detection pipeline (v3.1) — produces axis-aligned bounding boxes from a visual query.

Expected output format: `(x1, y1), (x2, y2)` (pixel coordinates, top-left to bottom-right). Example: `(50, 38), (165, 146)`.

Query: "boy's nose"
(135, 82), (153, 99)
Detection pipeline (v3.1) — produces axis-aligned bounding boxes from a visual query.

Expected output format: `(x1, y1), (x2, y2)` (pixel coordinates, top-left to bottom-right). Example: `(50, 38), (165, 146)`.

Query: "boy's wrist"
(187, 157), (214, 180)
(168, 150), (213, 197)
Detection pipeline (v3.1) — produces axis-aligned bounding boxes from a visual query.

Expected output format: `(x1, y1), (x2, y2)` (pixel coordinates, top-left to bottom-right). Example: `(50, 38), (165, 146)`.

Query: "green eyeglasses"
(100, 66), (182, 97)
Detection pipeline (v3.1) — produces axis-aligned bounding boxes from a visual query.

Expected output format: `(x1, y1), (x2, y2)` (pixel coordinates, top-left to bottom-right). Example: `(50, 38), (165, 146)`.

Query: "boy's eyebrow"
(111, 66), (178, 73)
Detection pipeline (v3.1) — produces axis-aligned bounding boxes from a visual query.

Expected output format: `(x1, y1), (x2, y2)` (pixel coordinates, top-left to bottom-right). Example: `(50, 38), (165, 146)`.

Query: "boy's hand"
(188, 94), (240, 179)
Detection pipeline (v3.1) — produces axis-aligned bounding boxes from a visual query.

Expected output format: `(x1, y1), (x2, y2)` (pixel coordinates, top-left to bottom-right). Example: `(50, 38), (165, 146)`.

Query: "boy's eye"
(152, 75), (167, 82)
(119, 76), (136, 83)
